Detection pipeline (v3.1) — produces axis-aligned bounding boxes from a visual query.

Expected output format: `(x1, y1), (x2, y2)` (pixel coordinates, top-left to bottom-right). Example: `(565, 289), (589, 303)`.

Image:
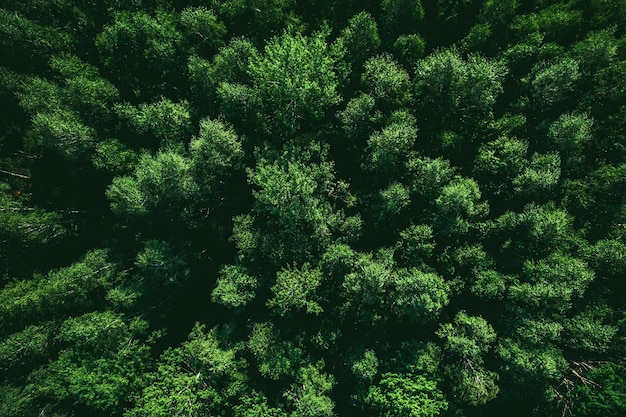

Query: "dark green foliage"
(569, 362), (626, 417)
(1, 1), (625, 417)
(244, 28), (343, 138)
(363, 372), (447, 417)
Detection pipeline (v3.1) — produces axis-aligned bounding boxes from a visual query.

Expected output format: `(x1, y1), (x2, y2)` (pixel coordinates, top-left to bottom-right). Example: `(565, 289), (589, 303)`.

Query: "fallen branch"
(0, 168), (30, 179)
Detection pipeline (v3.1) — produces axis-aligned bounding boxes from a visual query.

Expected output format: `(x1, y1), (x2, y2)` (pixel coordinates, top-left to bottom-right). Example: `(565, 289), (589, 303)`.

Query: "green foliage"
(244, 157), (344, 266)
(285, 364), (335, 417)
(246, 28), (342, 137)
(135, 239), (189, 291)
(2, 2), (626, 417)
(529, 57), (581, 112)
(364, 372), (448, 417)
(393, 34), (426, 70)
(127, 323), (245, 417)
(107, 151), (196, 225)
(406, 156), (456, 202)
(352, 350), (379, 382)
(0, 9), (73, 71)
(395, 224), (435, 269)
(339, 11), (381, 69)
(212, 265), (258, 309)
(341, 250), (394, 324)
(268, 264), (323, 316)
(433, 177), (483, 238)
(115, 98), (192, 144)
(438, 312), (497, 361)
(235, 391), (289, 417)
(0, 184), (67, 278)
(498, 340), (568, 397)
(50, 312), (152, 414)
(570, 362), (626, 417)
(390, 268), (450, 324)
(473, 135), (528, 197)
(0, 250), (114, 335)
(362, 54), (411, 107)
(31, 109), (96, 159)
(337, 93), (377, 139)
(248, 321), (303, 380)
(179, 6), (226, 56)
(93, 138), (139, 175)
(363, 117), (417, 176)
(509, 253), (594, 316)
(375, 182), (411, 221)
(190, 118), (244, 185)
(563, 308), (618, 354)
(0, 322), (53, 376)
(380, 0), (425, 39)
(512, 152), (561, 200)
(96, 11), (183, 99)
(414, 48), (506, 154)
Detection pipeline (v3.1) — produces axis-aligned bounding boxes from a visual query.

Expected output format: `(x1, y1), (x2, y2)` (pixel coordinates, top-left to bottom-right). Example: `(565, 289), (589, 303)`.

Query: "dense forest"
(1, 0), (626, 416)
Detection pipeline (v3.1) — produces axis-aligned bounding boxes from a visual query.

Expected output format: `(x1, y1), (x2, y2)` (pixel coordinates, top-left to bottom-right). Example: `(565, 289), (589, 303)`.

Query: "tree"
(512, 152), (561, 201)
(248, 321), (303, 380)
(339, 11), (381, 70)
(49, 54), (120, 128)
(437, 312), (499, 406)
(508, 253), (595, 317)
(352, 350), (379, 382)
(189, 37), (258, 116)
(47, 311), (152, 415)
(179, 6), (226, 57)
(341, 250), (394, 325)
(115, 98), (192, 145)
(432, 177), (483, 239)
(234, 391), (288, 417)
(529, 58), (581, 114)
(569, 362), (626, 417)
(487, 204), (575, 266)
(362, 54), (411, 108)
(393, 34), (426, 70)
(268, 264), (324, 316)
(413, 48), (506, 158)
(245, 28), (342, 137)
(126, 324), (246, 417)
(134, 239), (190, 298)
(337, 93), (378, 141)
(405, 156), (455, 205)
(373, 182), (411, 222)
(0, 9), (73, 72)
(547, 112), (593, 175)
(498, 339), (568, 400)
(395, 224), (435, 270)
(31, 109), (96, 160)
(107, 151), (196, 228)
(390, 268), (450, 325)
(0, 250), (114, 335)
(190, 118), (244, 188)
(241, 157), (345, 267)
(96, 10), (184, 100)
(473, 135), (528, 199)
(218, 0), (297, 41)
(285, 364), (335, 417)
(364, 372), (448, 417)
(0, 183), (67, 279)
(0, 322), (54, 378)
(210, 264), (257, 313)
(363, 116), (417, 177)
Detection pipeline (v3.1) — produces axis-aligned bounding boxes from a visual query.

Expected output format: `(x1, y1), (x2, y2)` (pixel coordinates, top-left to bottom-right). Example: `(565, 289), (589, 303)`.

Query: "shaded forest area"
(1, 0), (626, 416)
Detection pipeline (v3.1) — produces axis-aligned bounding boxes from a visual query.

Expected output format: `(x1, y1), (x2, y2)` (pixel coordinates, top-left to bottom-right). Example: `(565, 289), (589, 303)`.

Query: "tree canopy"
(1, 1), (625, 417)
